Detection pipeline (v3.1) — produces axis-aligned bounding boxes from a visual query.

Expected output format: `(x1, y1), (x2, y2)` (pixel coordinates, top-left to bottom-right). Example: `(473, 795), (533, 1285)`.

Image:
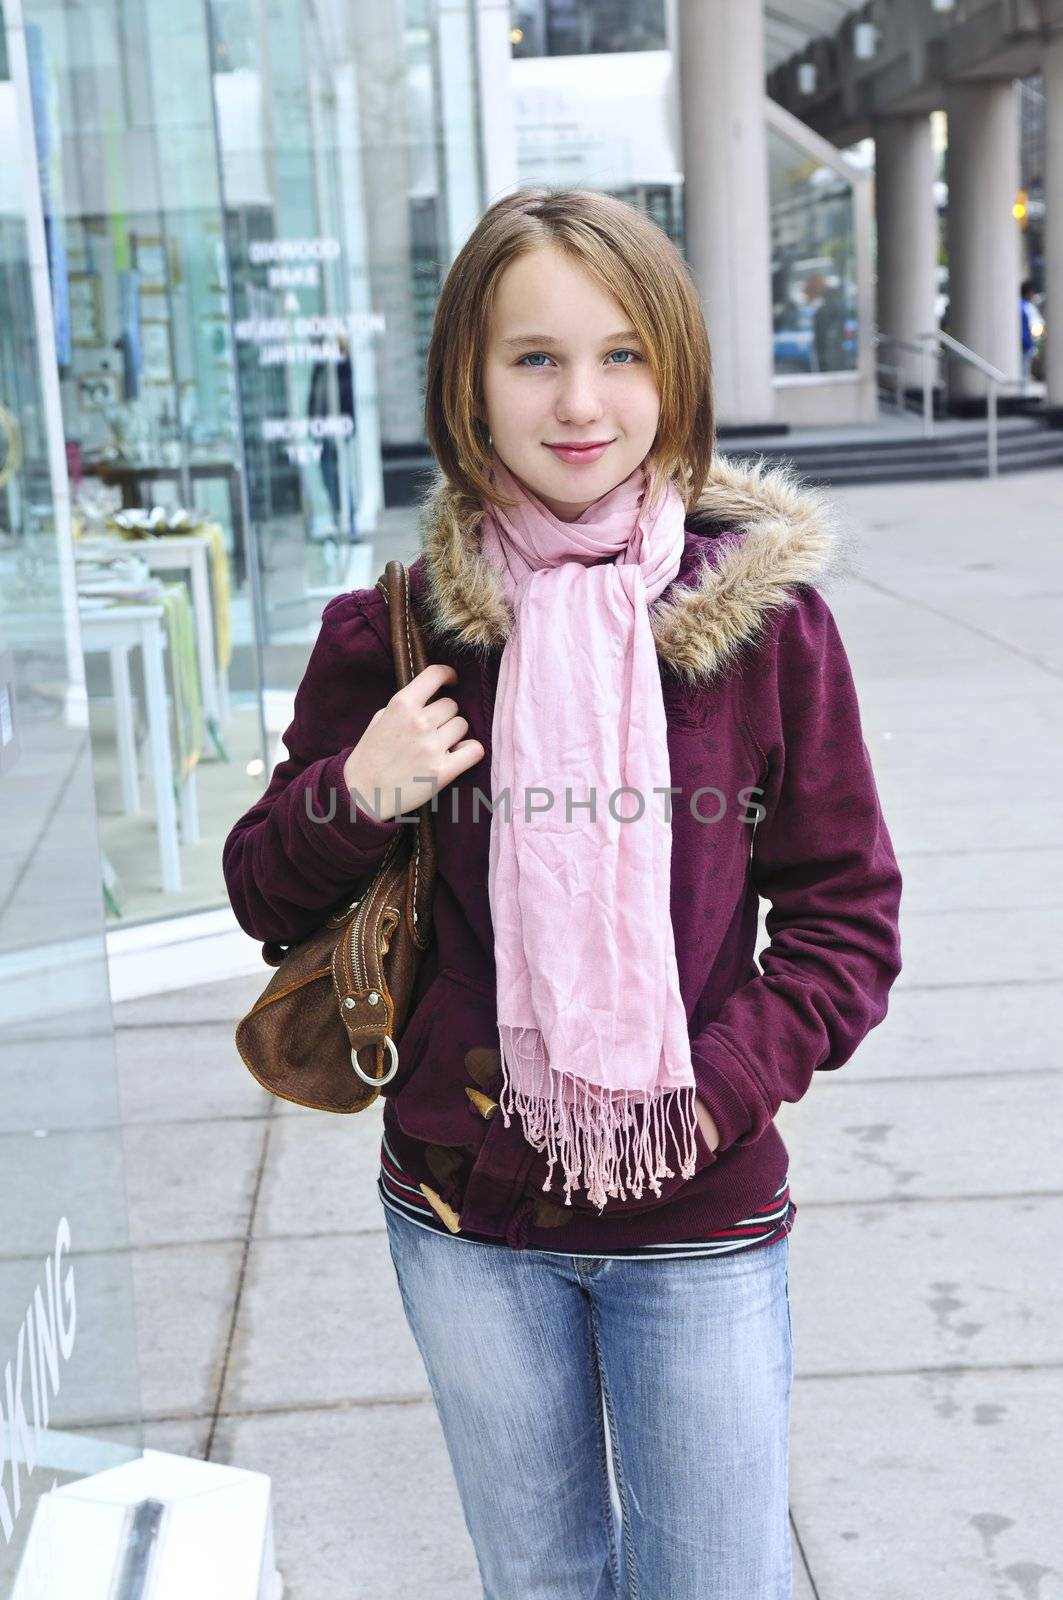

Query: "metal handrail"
(875, 333), (926, 358)
(875, 358), (905, 416)
(922, 327), (1008, 382)
(873, 333), (929, 418)
(918, 329), (1032, 478)
(874, 332), (936, 427)
(874, 328), (1027, 477)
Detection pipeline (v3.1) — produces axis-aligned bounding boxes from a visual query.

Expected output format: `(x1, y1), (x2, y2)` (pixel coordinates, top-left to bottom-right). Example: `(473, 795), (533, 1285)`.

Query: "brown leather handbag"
(234, 560), (437, 1113)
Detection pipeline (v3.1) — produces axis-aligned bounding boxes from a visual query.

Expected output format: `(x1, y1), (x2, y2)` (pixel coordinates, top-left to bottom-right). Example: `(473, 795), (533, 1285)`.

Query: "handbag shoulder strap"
(373, 561), (436, 940)
(376, 559), (429, 686)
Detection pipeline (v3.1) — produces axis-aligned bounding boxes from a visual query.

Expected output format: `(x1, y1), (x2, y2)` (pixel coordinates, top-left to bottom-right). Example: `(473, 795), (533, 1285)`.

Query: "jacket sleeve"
(689, 585), (903, 1155)
(222, 591), (403, 945)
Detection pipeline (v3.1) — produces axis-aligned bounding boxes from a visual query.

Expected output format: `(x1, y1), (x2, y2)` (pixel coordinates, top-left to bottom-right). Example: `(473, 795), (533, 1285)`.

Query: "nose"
(555, 364), (606, 426)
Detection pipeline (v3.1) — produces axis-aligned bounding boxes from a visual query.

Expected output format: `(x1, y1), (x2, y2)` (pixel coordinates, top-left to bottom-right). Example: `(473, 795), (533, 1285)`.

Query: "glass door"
(0, 3), (143, 1587)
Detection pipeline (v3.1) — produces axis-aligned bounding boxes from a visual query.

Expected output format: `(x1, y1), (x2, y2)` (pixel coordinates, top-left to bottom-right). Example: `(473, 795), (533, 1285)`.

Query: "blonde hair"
(422, 186), (715, 522)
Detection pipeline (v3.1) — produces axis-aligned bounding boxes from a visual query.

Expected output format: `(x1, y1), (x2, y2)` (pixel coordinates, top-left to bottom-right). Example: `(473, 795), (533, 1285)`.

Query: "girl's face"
(481, 244), (661, 520)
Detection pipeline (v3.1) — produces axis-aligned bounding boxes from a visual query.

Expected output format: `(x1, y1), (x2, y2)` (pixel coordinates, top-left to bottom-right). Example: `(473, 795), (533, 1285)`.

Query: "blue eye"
(516, 350), (642, 368)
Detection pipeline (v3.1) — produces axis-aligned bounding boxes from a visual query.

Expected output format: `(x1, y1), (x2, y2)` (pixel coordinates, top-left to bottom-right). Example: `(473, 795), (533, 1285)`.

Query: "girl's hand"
(694, 1096), (721, 1153)
(342, 663), (485, 821)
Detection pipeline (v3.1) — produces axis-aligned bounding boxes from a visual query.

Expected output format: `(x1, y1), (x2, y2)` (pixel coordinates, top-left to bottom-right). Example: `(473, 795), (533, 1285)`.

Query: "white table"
(79, 602), (199, 893)
(78, 531), (229, 748)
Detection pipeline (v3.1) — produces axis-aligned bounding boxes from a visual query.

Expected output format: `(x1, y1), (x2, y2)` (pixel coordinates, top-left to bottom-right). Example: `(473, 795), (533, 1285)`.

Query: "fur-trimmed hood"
(414, 453), (856, 684)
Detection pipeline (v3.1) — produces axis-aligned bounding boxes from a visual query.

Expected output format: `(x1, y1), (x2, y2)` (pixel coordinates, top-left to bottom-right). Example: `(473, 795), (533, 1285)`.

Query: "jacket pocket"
(388, 967), (502, 1151)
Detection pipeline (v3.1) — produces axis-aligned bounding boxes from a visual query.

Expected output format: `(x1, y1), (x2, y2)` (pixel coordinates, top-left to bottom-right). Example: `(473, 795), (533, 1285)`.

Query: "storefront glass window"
(768, 122), (860, 377)
(16, 0), (251, 925)
(210, 0), (475, 749)
(11, 0), (480, 929)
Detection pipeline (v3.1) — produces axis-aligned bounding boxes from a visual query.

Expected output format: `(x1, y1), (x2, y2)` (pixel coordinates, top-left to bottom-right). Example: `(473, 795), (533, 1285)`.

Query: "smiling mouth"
(543, 441), (615, 464)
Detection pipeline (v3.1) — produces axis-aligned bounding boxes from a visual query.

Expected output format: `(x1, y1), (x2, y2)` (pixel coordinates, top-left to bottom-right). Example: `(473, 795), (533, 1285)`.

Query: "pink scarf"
(479, 452), (699, 1212)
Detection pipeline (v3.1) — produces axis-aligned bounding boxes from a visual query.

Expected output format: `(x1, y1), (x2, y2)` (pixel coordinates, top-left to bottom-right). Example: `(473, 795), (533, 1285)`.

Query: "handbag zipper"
(342, 831), (405, 995)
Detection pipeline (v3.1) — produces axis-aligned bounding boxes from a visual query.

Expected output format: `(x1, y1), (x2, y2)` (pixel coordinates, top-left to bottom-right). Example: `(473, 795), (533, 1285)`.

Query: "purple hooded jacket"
(223, 455), (903, 1251)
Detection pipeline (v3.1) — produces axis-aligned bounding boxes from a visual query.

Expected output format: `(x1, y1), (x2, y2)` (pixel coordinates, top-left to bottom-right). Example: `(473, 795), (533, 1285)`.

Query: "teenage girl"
(224, 186), (903, 1600)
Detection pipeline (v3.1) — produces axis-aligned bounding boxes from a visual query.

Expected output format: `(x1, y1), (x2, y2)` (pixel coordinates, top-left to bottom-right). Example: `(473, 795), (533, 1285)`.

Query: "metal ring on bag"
(351, 1035), (399, 1086)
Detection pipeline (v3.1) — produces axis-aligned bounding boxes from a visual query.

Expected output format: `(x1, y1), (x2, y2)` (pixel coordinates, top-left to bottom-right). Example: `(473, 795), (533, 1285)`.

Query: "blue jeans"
(383, 1204), (794, 1599)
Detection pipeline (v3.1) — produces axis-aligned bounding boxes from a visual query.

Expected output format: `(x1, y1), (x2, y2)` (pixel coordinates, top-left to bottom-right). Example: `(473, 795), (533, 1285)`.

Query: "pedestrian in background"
(1020, 278), (1041, 385)
(307, 333), (358, 539)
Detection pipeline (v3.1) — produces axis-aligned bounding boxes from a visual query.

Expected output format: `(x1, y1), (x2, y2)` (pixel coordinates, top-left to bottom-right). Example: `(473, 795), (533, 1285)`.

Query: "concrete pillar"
(1043, 33), (1063, 405)
(874, 115), (939, 391)
(944, 81), (1023, 399)
(676, 0), (774, 425)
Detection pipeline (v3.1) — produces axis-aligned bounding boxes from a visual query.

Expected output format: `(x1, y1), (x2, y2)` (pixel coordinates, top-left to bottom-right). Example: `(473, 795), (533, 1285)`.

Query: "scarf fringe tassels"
(497, 1023), (699, 1213)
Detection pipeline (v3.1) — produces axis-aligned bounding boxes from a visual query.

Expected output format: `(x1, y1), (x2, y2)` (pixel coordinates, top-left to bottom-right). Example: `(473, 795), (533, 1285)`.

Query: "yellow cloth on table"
(202, 520), (232, 674)
(158, 584), (203, 784)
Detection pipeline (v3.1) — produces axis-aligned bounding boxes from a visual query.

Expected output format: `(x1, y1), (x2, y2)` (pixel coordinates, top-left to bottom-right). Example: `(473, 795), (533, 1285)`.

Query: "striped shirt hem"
(377, 1131), (794, 1259)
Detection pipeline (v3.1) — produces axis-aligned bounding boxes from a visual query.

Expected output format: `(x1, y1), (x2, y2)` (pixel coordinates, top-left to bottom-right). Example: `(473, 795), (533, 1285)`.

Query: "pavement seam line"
(204, 1106), (275, 1462)
(789, 1510), (822, 1600)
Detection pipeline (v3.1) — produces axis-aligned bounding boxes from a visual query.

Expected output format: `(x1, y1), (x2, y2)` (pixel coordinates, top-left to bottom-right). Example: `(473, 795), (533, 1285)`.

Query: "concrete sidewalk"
(109, 466), (1063, 1599)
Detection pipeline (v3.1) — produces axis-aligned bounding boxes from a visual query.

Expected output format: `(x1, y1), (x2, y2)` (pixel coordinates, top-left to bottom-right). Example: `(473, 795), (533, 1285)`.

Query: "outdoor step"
(766, 442), (1063, 477)
(725, 419), (1063, 484)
